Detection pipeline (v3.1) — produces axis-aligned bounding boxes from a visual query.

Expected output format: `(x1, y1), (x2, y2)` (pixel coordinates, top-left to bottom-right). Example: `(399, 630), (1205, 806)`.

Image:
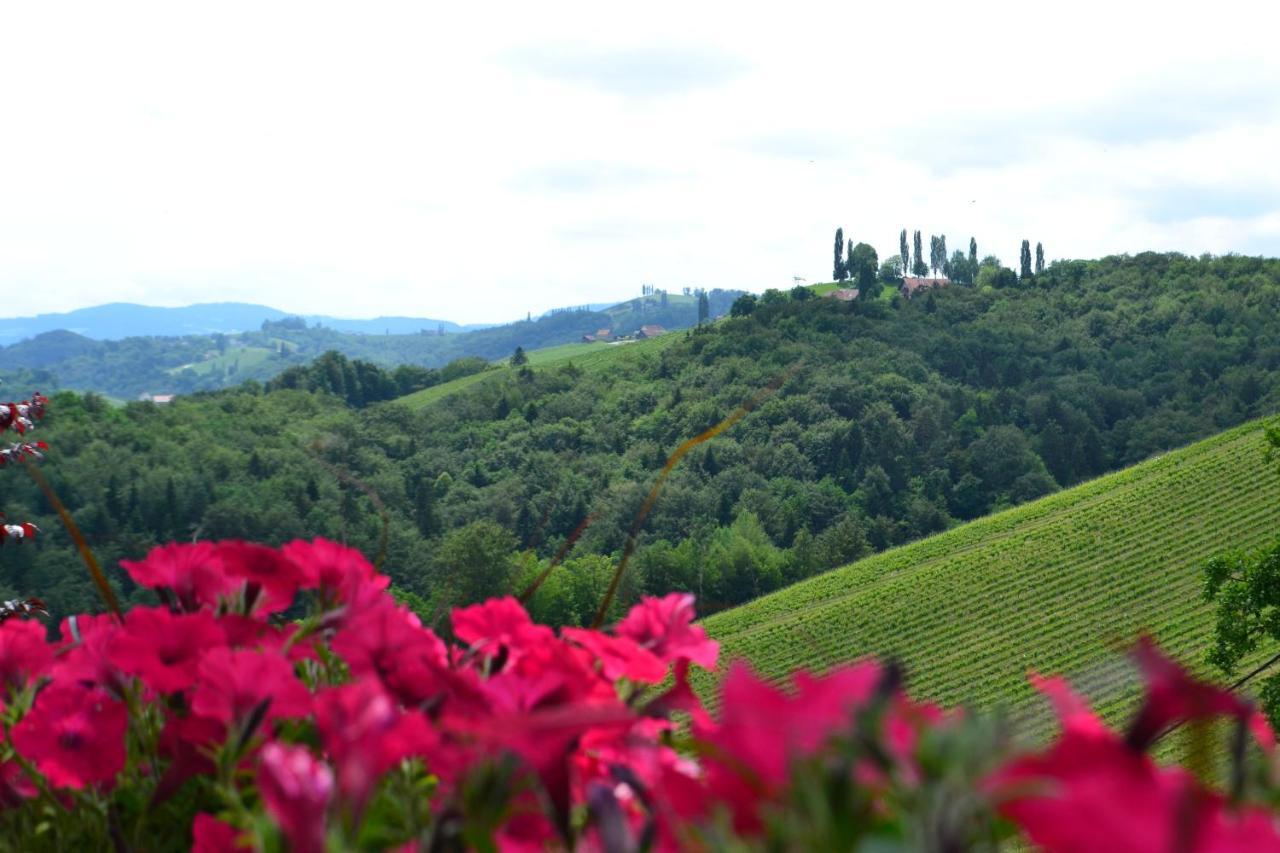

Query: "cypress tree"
(1035, 242), (1045, 274)
(833, 228), (846, 280)
(938, 235), (947, 274)
(900, 229), (910, 275)
(698, 289), (709, 325)
(1020, 240), (1033, 279)
(912, 230), (927, 276)
(969, 237), (978, 268)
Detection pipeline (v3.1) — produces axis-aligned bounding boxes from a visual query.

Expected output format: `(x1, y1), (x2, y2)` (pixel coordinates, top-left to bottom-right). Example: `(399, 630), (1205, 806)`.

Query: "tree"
(833, 228), (847, 281)
(969, 237), (978, 270)
(899, 229), (910, 275)
(879, 257), (904, 284)
(510, 346), (528, 366)
(1035, 242), (1045, 275)
(730, 294), (757, 317)
(937, 235), (947, 275)
(849, 243), (880, 300)
(790, 285), (813, 302)
(1020, 240), (1033, 280)
(912, 231), (927, 277)
(1203, 428), (1280, 725)
(697, 289), (710, 325)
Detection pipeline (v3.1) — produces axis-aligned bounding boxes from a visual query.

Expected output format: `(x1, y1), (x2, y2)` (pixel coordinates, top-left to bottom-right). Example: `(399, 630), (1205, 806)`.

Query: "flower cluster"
(0, 393), (47, 436)
(0, 536), (1277, 850)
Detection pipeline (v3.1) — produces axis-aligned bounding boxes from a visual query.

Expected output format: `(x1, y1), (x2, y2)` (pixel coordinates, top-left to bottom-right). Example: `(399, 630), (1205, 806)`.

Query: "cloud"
(511, 162), (672, 193)
(503, 43), (748, 98)
(1139, 185), (1279, 224)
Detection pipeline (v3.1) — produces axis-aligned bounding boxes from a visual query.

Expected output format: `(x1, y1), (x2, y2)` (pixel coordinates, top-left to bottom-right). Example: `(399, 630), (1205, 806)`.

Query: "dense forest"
(3, 252), (1278, 628)
(0, 289), (744, 400)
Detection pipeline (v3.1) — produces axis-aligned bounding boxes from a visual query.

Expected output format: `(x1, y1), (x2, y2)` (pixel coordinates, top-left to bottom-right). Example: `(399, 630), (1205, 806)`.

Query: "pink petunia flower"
(0, 619), (52, 691)
(12, 684), (127, 789)
(258, 742), (333, 853)
(107, 606), (225, 694)
(614, 593), (718, 670)
(191, 647), (311, 725)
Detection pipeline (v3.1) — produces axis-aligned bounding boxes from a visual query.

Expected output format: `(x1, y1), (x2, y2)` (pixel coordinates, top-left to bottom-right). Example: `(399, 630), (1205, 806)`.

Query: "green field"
(167, 345), (276, 377)
(396, 334), (681, 410)
(700, 418), (1280, 728)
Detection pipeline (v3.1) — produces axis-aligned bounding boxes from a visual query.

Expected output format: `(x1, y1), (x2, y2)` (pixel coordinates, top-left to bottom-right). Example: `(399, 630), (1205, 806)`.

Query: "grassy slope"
(396, 334), (680, 410)
(700, 418), (1280, 727)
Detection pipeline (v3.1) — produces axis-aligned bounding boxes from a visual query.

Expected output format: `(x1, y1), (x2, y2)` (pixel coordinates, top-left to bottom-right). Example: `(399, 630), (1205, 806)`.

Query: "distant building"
(139, 393), (176, 404)
(596, 328), (612, 339)
(582, 334), (598, 343)
(900, 276), (948, 299)
(827, 289), (859, 302)
(637, 324), (666, 339)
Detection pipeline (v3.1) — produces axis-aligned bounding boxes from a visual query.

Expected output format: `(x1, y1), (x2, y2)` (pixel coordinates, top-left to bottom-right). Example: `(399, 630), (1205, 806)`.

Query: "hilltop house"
(637, 324), (666, 339)
(900, 276), (948, 299)
(139, 393), (175, 404)
(582, 327), (613, 343)
(827, 289), (859, 302)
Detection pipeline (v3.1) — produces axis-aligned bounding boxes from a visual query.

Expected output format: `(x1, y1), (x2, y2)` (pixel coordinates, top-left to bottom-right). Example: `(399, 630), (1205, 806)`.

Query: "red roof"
(638, 324), (666, 337)
(827, 289), (859, 301)
(900, 277), (948, 297)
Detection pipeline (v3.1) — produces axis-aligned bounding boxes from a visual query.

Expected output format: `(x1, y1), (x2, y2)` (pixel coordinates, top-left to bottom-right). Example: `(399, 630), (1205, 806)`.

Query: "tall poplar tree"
(697, 289), (710, 325)
(900, 229), (910, 275)
(1035, 242), (1045, 274)
(833, 228), (846, 281)
(938, 235), (947, 275)
(1020, 240), (1033, 279)
(912, 230), (927, 276)
(969, 237), (978, 268)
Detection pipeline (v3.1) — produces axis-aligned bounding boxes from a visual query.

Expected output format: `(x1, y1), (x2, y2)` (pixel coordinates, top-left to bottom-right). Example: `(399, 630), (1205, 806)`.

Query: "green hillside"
(396, 334), (679, 410)
(700, 418), (1280, 726)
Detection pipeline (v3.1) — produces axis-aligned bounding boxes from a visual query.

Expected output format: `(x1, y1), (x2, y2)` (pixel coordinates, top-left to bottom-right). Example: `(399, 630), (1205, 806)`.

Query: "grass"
(167, 346), (276, 378)
(396, 334), (682, 410)
(699, 418), (1280, 732)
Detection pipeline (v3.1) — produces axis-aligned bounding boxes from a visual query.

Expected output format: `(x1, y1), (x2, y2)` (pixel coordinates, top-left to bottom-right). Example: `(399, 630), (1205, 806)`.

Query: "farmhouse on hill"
(827, 289), (859, 302)
(900, 276), (948, 299)
(637, 324), (666, 339)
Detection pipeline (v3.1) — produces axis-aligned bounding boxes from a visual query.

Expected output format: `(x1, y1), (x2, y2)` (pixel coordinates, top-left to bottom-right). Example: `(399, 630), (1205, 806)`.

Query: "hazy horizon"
(2, 1), (1278, 323)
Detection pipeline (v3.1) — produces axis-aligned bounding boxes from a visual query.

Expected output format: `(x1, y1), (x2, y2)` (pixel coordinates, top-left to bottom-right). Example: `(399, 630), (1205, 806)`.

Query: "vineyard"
(699, 417), (1280, 730)
(395, 332), (679, 410)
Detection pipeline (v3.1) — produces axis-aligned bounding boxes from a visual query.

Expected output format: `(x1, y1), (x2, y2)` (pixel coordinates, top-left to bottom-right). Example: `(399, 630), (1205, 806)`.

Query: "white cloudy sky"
(2, 1), (1278, 323)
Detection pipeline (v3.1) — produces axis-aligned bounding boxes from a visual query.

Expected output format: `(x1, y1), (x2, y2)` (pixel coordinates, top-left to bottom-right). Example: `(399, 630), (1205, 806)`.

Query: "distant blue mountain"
(0, 303), (484, 345)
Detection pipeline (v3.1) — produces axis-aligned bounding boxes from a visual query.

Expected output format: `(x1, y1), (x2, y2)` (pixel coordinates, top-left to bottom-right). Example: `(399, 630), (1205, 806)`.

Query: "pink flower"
(258, 742), (333, 853)
(12, 684), (126, 789)
(615, 593), (718, 670)
(0, 761), (36, 809)
(332, 600), (454, 707)
(120, 541), (238, 612)
(452, 597), (554, 667)
(0, 619), (52, 691)
(107, 606), (224, 693)
(192, 813), (251, 852)
(154, 713), (225, 802)
(314, 680), (438, 812)
(1127, 635), (1270, 750)
(51, 613), (123, 692)
(191, 647), (310, 725)
(281, 537), (389, 603)
(989, 667), (1280, 852)
(561, 628), (667, 684)
(216, 541), (308, 614)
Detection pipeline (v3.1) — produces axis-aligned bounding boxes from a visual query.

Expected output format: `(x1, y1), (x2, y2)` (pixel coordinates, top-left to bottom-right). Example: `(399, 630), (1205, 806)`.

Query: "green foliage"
(730, 294), (758, 317)
(8, 253), (1280, 630)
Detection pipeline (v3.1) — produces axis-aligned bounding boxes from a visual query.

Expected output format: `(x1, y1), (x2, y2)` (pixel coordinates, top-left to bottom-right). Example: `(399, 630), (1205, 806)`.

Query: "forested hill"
(3, 252), (1278, 627)
(0, 289), (742, 399)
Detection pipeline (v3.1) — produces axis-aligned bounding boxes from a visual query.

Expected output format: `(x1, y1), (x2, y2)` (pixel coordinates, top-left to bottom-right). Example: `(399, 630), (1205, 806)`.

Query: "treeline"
(265, 351), (489, 408)
(4, 252), (1278, 628)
